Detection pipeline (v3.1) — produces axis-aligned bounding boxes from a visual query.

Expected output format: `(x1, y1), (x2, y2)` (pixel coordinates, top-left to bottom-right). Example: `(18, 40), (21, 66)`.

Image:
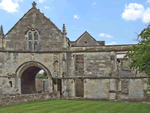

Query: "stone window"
(34, 32), (38, 40)
(34, 41), (38, 51)
(27, 30), (40, 51)
(28, 32), (32, 40)
(75, 55), (84, 72)
(29, 42), (32, 51)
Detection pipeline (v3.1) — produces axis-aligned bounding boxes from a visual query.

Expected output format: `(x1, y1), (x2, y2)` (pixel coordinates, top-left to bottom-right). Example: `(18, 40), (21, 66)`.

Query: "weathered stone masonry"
(0, 1), (149, 102)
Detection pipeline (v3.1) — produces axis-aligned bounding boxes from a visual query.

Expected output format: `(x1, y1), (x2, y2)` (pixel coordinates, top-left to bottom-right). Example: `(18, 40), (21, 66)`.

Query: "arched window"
(28, 32), (32, 40)
(27, 30), (40, 51)
(34, 41), (38, 51)
(34, 32), (38, 40)
(29, 42), (32, 51)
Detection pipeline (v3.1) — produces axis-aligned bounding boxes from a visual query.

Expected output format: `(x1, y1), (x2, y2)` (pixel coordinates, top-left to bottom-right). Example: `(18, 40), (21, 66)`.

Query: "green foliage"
(37, 90), (42, 93)
(36, 73), (48, 79)
(125, 24), (150, 84)
(53, 78), (58, 84)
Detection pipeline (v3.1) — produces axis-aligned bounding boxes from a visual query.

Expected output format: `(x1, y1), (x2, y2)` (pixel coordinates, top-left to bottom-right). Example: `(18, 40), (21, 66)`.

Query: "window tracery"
(26, 30), (40, 51)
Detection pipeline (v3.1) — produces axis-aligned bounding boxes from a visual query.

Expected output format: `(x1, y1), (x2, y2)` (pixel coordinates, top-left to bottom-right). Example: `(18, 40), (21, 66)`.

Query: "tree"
(125, 24), (150, 84)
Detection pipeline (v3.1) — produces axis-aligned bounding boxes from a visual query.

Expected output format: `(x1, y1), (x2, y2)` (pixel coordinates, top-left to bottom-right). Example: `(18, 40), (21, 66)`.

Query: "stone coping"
(59, 76), (149, 79)
(0, 45), (133, 53)
(0, 76), (149, 79)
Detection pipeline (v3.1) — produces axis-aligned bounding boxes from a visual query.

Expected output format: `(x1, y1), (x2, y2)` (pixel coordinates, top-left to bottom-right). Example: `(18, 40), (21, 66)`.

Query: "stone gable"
(75, 31), (100, 46)
(4, 7), (64, 51)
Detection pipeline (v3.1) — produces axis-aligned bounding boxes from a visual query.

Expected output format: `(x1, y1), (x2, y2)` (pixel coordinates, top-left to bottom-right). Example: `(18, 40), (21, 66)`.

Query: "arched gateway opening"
(21, 66), (44, 94)
(16, 61), (52, 94)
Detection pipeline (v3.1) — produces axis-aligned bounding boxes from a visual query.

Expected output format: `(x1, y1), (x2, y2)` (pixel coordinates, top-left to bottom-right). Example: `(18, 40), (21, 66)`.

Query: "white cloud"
(122, 3), (144, 21)
(146, 0), (150, 3)
(38, 70), (44, 74)
(142, 8), (150, 23)
(99, 33), (114, 38)
(122, 3), (150, 23)
(0, 0), (23, 13)
(39, 0), (46, 3)
(44, 6), (50, 9)
(91, 2), (96, 5)
(74, 15), (80, 19)
(106, 41), (116, 45)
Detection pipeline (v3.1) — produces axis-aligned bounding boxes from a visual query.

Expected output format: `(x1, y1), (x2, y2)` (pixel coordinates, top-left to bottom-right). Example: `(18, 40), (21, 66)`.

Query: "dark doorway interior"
(21, 66), (47, 94)
(57, 79), (62, 95)
(75, 79), (84, 97)
(43, 81), (45, 92)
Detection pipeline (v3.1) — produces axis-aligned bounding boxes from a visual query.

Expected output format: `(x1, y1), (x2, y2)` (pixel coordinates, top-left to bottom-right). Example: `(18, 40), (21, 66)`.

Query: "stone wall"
(67, 52), (112, 77)
(0, 53), (4, 76)
(116, 59), (147, 77)
(128, 79), (144, 99)
(0, 52), (65, 94)
(64, 78), (149, 101)
(0, 92), (60, 107)
(0, 78), (17, 94)
(0, 52), (64, 78)
(84, 79), (110, 99)
(117, 78), (149, 100)
(66, 79), (75, 97)
(4, 8), (64, 51)
(35, 78), (48, 92)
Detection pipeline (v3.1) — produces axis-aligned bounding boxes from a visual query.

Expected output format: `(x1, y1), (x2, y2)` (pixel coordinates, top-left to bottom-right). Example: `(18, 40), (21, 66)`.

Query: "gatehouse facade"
(0, 2), (149, 101)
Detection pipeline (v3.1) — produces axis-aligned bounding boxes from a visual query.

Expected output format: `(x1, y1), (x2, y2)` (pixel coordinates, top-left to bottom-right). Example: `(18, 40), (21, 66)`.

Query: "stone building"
(0, 1), (149, 100)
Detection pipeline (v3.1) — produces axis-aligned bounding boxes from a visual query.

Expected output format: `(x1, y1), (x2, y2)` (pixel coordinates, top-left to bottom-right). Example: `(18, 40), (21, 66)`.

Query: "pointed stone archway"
(15, 61), (53, 94)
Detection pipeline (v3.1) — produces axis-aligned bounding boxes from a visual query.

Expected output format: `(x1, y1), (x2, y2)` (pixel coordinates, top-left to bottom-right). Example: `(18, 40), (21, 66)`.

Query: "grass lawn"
(0, 100), (150, 113)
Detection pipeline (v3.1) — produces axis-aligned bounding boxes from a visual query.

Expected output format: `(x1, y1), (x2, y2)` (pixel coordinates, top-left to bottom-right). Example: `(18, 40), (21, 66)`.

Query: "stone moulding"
(61, 76), (149, 79)
(0, 44), (134, 53)
(109, 90), (117, 93)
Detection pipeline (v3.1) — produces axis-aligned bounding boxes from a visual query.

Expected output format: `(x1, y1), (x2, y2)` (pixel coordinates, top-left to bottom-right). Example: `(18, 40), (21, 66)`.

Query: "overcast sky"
(1, 0), (150, 73)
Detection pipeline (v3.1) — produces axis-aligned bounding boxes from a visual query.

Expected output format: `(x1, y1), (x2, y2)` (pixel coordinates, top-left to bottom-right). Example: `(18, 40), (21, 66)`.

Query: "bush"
(53, 78), (58, 84)
(36, 73), (48, 79)
(37, 90), (42, 93)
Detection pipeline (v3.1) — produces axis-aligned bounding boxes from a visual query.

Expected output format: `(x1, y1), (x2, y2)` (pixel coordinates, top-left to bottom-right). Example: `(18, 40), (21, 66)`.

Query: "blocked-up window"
(75, 55), (84, 72)
(54, 61), (59, 72)
(121, 79), (129, 94)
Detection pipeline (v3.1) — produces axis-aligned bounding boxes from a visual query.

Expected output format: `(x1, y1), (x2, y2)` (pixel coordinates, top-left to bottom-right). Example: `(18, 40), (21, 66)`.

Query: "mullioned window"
(26, 29), (39, 51)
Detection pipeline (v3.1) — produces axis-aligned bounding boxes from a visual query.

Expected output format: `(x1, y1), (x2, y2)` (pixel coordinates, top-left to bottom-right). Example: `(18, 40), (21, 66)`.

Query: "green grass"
(0, 100), (150, 113)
